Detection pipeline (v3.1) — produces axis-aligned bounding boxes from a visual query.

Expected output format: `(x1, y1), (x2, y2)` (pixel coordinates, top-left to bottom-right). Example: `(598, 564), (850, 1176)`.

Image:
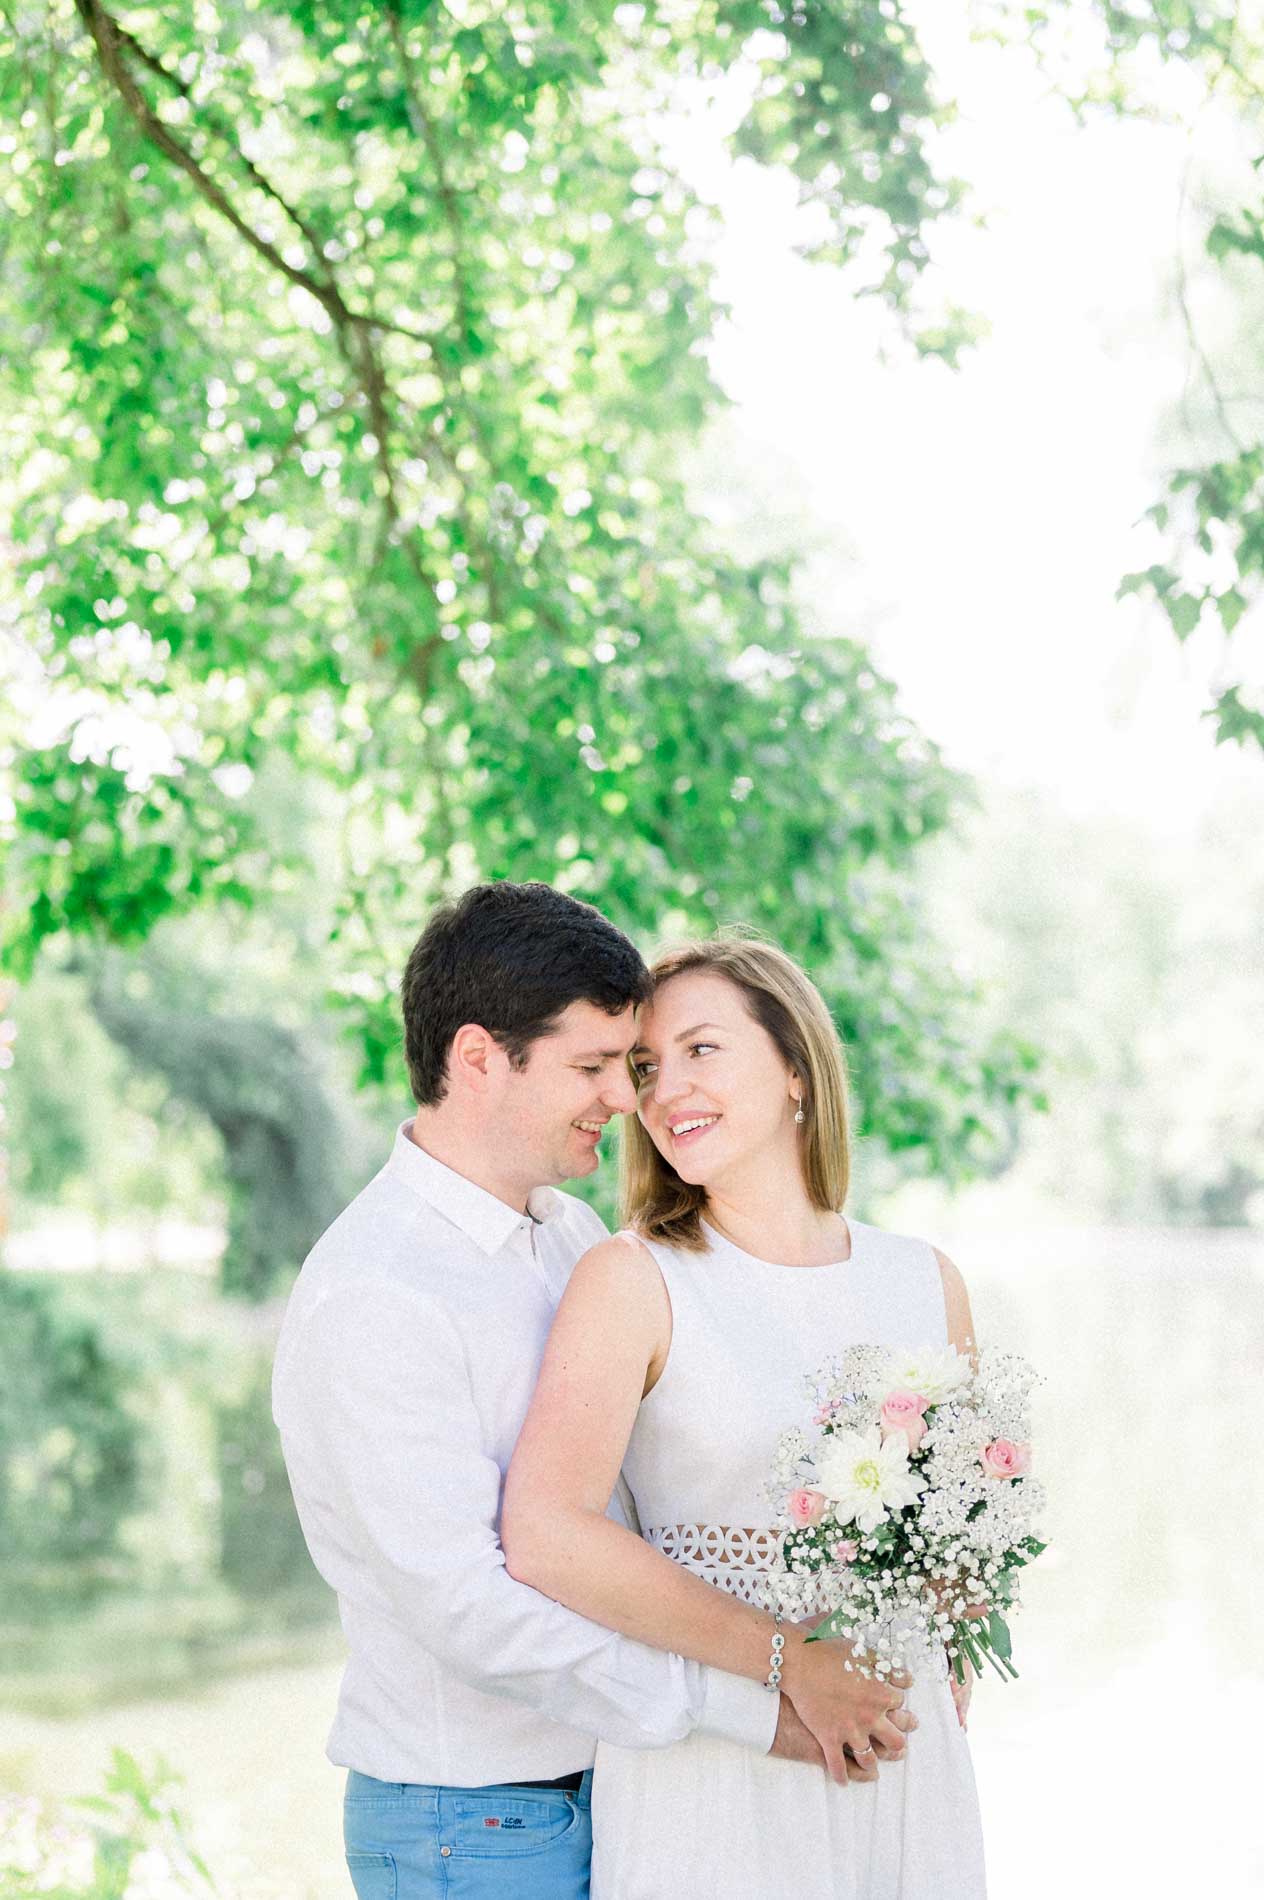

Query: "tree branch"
(76, 0), (445, 675)
(105, 11), (336, 273)
(368, 309), (446, 346)
(1176, 154), (1245, 455)
(74, 0), (344, 317)
(383, 4), (513, 630)
(384, 5), (479, 345)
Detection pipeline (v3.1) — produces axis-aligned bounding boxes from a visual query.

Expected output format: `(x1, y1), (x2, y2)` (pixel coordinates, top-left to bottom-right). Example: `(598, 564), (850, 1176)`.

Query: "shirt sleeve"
(277, 1279), (776, 1754)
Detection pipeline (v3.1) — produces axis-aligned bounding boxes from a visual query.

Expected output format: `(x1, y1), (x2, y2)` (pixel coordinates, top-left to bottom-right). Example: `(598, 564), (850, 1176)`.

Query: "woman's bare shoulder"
(574, 1228), (659, 1273)
(565, 1230), (668, 1309)
(558, 1230), (672, 1372)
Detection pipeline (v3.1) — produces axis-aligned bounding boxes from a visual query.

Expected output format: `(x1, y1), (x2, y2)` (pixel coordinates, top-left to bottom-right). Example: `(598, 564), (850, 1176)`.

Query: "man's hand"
(769, 1693), (827, 1767)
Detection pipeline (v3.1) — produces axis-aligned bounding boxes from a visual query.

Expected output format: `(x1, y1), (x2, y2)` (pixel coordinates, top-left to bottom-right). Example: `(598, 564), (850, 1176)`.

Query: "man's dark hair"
(401, 882), (650, 1105)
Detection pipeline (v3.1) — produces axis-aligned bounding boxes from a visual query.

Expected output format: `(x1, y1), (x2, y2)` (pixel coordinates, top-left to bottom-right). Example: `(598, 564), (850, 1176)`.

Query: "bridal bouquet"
(765, 1344), (1045, 1684)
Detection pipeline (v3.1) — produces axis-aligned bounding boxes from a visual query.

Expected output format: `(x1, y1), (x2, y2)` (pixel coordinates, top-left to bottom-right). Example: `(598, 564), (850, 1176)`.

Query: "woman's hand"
(786, 1612), (919, 1779)
(777, 1629), (918, 1787)
(949, 1655), (974, 1730)
(928, 1579), (990, 1622)
(926, 1584), (983, 1729)
(769, 1683), (918, 1782)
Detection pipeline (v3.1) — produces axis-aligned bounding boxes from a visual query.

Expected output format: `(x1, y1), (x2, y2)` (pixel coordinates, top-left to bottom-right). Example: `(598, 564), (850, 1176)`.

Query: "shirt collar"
(388, 1121), (565, 1255)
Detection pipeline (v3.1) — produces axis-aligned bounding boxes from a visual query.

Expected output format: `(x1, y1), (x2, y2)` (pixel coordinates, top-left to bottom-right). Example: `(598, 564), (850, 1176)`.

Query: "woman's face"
(631, 969), (802, 1191)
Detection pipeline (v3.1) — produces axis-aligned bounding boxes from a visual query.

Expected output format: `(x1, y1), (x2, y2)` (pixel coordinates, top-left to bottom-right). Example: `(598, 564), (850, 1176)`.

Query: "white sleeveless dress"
(591, 1218), (987, 1900)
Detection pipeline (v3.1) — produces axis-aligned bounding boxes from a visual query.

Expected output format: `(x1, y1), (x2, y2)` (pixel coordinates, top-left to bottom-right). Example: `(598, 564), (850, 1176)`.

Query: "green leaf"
(805, 1605), (860, 1646)
(1165, 591), (1203, 640)
(1209, 685), (1264, 750)
(986, 1610), (1013, 1661)
(1217, 587), (1247, 633)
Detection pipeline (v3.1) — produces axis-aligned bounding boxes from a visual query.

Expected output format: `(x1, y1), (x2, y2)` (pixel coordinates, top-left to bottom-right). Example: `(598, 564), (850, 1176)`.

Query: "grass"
(1, 1584), (340, 1718)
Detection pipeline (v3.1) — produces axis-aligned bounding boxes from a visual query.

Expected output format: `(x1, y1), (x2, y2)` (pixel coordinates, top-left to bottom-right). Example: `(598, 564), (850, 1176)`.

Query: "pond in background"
(2, 1226), (1260, 1897)
(960, 1223), (1263, 1897)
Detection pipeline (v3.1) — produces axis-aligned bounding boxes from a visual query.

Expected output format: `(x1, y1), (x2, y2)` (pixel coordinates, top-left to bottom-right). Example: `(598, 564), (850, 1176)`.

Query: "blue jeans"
(343, 1770), (592, 1899)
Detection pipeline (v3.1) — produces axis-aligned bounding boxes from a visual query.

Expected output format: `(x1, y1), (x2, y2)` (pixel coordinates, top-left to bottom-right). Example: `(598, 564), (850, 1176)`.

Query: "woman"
(503, 936), (986, 1897)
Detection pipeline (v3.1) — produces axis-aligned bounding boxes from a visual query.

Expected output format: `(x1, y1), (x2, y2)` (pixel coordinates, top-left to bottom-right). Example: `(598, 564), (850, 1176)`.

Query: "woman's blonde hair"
(619, 933), (852, 1250)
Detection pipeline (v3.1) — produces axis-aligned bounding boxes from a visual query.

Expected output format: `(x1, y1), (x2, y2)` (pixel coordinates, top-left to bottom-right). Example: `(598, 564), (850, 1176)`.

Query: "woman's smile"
(666, 1112), (721, 1148)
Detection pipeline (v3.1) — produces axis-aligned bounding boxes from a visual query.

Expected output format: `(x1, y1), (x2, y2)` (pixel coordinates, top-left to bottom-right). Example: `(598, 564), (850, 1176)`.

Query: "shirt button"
(440, 1846), (452, 1858)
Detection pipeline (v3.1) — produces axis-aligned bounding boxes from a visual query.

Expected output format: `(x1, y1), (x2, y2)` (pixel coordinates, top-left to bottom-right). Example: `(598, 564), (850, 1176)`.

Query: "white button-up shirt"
(273, 1123), (777, 1787)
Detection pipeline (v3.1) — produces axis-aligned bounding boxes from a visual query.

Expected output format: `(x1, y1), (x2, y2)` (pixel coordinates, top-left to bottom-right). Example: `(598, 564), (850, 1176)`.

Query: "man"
(273, 882), (907, 1898)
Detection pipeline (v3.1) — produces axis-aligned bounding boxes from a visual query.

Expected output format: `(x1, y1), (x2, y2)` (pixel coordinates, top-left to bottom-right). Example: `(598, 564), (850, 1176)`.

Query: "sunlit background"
(2, 3), (1261, 1896)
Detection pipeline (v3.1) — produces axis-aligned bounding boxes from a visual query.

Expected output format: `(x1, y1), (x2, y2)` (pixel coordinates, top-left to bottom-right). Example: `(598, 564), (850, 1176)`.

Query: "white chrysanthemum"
(885, 1345), (972, 1405)
(814, 1427), (927, 1533)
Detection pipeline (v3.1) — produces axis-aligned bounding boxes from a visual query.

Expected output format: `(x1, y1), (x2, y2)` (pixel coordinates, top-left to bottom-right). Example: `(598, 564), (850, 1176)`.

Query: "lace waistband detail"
(644, 1525), (780, 1605)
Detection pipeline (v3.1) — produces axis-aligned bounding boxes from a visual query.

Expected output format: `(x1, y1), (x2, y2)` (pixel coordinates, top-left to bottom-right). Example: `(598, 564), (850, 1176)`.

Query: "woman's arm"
(503, 1235), (913, 1783)
(935, 1246), (981, 1720)
(503, 1235), (775, 1677)
(935, 1247), (978, 1363)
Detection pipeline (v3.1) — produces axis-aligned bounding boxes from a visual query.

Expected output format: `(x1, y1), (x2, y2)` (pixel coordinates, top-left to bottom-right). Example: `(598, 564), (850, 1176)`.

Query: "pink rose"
(879, 1389), (930, 1452)
(981, 1438), (1031, 1481)
(832, 1538), (859, 1564)
(788, 1488), (827, 1528)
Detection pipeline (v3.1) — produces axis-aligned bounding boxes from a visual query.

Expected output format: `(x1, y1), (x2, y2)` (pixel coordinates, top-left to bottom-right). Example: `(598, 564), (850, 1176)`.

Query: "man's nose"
(603, 1067), (639, 1114)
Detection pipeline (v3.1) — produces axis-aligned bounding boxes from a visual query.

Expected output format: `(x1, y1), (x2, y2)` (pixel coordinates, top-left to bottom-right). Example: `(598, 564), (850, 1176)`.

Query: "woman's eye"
(633, 1060), (658, 1081)
(690, 1042), (717, 1057)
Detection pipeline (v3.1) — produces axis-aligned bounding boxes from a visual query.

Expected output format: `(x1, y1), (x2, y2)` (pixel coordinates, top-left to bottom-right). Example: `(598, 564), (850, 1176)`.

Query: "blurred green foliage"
(0, 0), (1042, 1186)
(87, 951), (366, 1297)
(1004, 0), (1264, 750)
(3, 965), (226, 1224)
(0, 1750), (218, 1899)
(917, 780), (1264, 1226)
(0, 1274), (142, 1592)
(0, 1268), (333, 1707)
(217, 1361), (322, 1598)
(5, 927), (385, 1296)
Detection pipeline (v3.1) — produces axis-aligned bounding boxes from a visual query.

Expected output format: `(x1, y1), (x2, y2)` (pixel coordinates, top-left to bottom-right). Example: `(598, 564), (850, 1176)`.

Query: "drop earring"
(794, 1096), (805, 1125)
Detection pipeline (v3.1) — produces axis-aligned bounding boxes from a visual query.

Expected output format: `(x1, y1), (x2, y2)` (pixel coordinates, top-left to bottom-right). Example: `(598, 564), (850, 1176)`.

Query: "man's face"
(498, 1000), (640, 1188)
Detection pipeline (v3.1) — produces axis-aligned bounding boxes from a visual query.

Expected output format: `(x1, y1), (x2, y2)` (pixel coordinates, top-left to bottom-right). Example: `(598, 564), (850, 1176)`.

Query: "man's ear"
(448, 1023), (500, 1091)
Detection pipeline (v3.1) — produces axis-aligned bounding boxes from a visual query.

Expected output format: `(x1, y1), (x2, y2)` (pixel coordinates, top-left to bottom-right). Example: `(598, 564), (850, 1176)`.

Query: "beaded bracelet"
(763, 1612), (785, 1692)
